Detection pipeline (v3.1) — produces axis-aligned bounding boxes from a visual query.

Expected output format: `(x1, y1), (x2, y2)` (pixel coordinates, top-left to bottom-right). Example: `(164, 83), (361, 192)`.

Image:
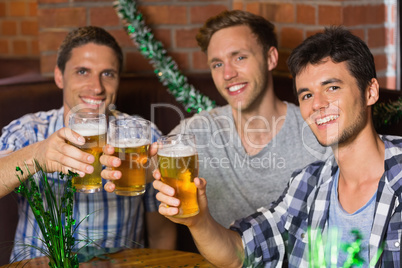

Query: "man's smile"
(316, 115), (339, 126)
(81, 97), (104, 105)
(226, 82), (247, 95)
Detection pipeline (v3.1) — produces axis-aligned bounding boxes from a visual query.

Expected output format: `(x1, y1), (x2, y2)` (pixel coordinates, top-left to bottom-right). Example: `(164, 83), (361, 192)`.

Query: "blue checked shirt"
(0, 107), (162, 261)
(230, 135), (402, 268)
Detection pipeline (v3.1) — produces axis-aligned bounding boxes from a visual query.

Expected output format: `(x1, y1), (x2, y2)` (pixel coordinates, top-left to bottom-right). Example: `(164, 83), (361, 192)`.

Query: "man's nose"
(90, 75), (103, 94)
(312, 93), (329, 111)
(223, 63), (237, 81)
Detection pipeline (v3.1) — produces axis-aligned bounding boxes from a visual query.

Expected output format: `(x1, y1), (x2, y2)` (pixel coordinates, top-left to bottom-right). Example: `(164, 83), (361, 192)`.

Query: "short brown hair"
(57, 26), (123, 74)
(287, 26), (376, 95)
(196, 10), (277, 55)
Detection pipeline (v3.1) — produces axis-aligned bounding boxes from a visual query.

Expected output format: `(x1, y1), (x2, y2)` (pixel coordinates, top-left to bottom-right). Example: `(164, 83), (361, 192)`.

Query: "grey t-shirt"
(170, 103), (329, 227)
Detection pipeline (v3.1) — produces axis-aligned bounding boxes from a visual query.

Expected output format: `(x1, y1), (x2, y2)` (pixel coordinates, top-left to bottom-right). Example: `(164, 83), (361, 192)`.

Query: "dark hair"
(57, 26), (123, 73)
(196, 10), (277, 56)
(287, 26), (376, 94)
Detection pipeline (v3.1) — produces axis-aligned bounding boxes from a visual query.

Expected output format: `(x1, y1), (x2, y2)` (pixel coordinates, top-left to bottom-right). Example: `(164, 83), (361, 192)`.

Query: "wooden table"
(3, 248), (216, 268)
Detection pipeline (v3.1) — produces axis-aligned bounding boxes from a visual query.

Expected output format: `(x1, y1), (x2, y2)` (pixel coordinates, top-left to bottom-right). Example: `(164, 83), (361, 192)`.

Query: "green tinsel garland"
(114, 0), (216, 113)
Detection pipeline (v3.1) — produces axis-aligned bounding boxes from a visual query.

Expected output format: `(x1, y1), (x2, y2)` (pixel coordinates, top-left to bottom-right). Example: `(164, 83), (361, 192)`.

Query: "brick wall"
(235, 1), (397, 89)
(0, 0), (39, 57)
(35, 0), (397, 89)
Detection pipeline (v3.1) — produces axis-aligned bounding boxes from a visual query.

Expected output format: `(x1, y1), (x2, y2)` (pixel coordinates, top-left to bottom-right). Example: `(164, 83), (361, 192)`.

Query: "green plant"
(14, 162), (79, 268)
(373, 96), (402, 129)
(308, 228), (383, 268)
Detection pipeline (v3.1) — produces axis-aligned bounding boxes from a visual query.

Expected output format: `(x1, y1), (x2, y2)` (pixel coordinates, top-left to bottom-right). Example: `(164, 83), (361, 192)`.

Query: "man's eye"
(77, 69), (87, 75)
(328, 86), (339, 91)
(237, 56), (246, 61)
(301, 93), (312, 100)
(212, 63), (223, 69)
(103, 71), (114, 78)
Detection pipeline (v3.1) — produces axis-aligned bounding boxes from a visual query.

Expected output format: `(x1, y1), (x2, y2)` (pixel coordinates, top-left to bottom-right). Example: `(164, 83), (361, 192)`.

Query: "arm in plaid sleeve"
(0, 110), (96, 198)
(230, 200), (288, 267)
(0, 116), (40, 197)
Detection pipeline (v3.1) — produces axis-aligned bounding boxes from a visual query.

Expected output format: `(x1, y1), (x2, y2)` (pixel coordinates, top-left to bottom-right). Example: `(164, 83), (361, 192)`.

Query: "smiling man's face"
(207, 25), (273, 112)
(296, 58), (368, 147)
(55, 42), (120, 122)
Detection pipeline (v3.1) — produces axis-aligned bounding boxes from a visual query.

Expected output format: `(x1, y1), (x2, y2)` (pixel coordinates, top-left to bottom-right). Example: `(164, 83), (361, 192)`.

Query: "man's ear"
(267, 46), (278, 71)
(366, 78), (380, 106)
(54, 66), (64, 89)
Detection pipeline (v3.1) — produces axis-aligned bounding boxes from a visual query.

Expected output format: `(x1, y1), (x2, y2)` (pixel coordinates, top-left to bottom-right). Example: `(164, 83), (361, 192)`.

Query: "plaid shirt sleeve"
(1, 109), (62, 152)
(0, 116), (37, 151)
(230, 208), (287, 267)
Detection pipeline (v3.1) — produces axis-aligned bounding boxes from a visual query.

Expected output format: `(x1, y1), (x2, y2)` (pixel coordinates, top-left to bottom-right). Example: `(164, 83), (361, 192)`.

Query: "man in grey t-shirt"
(102, 10), (328, 227)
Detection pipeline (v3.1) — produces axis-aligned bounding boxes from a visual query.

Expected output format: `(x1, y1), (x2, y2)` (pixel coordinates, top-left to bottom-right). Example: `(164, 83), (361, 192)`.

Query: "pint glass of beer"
(108, 118), (151, 196)
(68, 112), (106, 193)
(157, 134), (199, 218)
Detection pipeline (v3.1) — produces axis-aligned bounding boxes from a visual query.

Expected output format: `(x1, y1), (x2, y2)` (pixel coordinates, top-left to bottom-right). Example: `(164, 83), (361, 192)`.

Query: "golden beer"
(111, 140), (150, 196)
(158, 145), (199, 218)
(70, 124), (106, 193)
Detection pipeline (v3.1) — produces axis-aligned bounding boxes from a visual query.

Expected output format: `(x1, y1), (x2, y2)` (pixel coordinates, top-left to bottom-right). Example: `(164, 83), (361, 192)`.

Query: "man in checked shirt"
(0, 26), (176, 261)
(153, 27), (402, 267)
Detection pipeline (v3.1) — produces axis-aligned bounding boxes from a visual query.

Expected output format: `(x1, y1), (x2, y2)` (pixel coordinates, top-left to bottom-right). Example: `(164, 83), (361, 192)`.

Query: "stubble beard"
(321, 99), (367, 148)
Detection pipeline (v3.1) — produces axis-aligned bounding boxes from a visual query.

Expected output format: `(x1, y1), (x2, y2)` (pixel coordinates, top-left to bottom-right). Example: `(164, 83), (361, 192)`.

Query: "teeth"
(316, 115), (339, 125)
(82, 98), (103, 105)
(228, 84), (244, 92)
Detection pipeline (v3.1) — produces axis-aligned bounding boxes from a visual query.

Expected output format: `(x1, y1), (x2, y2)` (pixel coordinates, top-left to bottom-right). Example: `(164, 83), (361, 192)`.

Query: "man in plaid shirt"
(153, 27), (402, 267)
(0, 26), (176, 261)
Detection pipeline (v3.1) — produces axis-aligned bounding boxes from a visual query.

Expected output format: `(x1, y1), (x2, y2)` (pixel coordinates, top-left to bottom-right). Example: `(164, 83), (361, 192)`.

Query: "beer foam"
(158, 145), (197, 157)
(109, 138), (149, 148)
(73, 124), (106, 136)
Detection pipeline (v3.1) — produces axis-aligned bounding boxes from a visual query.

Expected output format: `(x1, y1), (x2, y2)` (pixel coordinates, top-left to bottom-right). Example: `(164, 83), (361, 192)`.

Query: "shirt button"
(395, 241), (400, 248)
(301, 233), (305, 239)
